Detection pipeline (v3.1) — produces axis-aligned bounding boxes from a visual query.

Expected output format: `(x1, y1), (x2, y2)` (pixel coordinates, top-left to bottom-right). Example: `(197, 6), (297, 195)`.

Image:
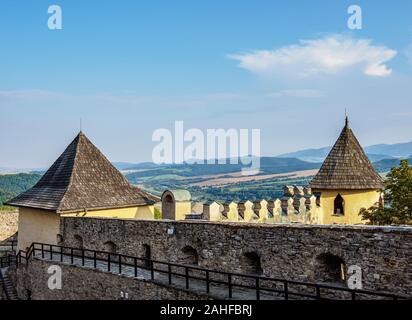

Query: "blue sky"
(1, 0), (412, 168)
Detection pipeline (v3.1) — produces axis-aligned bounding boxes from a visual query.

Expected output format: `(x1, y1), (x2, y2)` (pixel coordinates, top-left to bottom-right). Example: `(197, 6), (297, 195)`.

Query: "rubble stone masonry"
(60, 217), (412, 295)
(9, 259), (210, 300)
(0, 211), (18, 242)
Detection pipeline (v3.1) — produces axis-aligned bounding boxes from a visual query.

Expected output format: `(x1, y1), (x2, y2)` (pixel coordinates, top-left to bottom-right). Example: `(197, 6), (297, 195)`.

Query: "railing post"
(60, 246), (63, 263)
(316, 286), (321, 300)
(50, 245), (53, 260)
(256, 277), (260, 300)
(206, 270), (210, 294)
(185, 267), (189, 289)
(81, 249), (85, 266)
(168, 264), (172, 285)
(134, 257), (137, 277)
(228, 274), (232, 298)
(119, 255), (122, 274)
(94, 251), (97, 269)
(284, 281), (289, 300)
(70, 248), (74, 264)
(150, 261), (154, 280)
(108, 253), (111, 272)
(41, 244), (44, 259)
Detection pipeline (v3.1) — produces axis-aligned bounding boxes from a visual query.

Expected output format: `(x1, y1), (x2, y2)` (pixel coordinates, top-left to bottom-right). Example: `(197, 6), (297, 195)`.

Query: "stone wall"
(0, 211), (18, 242)
(60, 217), (412, 295)
(8, 259), (211, 300)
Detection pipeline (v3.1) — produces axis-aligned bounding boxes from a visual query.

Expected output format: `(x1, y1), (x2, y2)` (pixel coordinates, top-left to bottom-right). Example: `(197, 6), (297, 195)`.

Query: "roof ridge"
(57, 133), (82, 213)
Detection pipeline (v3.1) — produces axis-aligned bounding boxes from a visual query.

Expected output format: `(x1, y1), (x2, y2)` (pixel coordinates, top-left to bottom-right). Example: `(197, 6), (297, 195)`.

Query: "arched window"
(162, 194), (175, 220)
(181, 246), (199, 265)
(240, 252), (263, 275)
(334, 194), (344, 215)
(104, 241), (117, 254)
(316, 253), (346, 283)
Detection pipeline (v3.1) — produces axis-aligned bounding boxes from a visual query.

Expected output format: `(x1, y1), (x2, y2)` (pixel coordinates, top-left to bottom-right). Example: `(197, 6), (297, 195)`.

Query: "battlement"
(161, 186), (321, 224)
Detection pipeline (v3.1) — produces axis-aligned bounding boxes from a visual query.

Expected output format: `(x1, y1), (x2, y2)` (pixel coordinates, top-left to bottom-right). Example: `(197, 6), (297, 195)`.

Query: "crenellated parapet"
(160, 186), (322, 224)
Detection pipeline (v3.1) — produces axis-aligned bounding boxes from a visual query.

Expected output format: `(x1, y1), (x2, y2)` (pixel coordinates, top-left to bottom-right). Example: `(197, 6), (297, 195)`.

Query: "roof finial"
(80, 118), (82, 133)
(345, 109), (349, 128)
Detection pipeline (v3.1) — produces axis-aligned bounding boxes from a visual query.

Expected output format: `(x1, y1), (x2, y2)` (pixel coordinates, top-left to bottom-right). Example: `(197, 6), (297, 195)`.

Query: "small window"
(241, 252), (263, 275)
(56, 234), (64, 245)
(334, 194), (344, 215)
(316, 253), (346, 283)
(104, 241), (117, 254)
(181, 246), (199, 265)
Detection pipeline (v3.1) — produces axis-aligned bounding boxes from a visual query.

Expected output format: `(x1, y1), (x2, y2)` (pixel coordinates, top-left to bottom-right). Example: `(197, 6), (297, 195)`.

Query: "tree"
(360, 160), (412, 225)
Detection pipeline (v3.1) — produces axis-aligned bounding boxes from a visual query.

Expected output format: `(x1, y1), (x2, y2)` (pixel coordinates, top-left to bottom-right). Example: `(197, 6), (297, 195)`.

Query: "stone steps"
(0, 268), (18, 300)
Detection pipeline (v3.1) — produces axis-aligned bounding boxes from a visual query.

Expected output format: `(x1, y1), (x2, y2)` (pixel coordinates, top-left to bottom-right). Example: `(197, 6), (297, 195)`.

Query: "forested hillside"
(0, 173), (41, 206)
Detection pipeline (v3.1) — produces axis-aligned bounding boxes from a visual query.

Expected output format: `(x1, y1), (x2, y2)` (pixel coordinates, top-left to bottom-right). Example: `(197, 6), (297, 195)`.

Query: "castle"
(5, 117), (385, 251)
(1, 118), (410, 300)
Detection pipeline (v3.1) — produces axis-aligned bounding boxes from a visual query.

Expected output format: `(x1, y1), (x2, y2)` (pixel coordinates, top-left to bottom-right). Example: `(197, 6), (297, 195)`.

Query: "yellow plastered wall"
(173, 202), (192, 221)
(17, 208), (61, 251)
(62, 205), (155, 220)
(315, 189), (382, 225)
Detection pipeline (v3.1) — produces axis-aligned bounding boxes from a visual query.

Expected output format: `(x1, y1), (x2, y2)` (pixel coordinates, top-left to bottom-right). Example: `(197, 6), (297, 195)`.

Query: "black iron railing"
(7, 242), (408, 301)
(0, 240), (17, 252)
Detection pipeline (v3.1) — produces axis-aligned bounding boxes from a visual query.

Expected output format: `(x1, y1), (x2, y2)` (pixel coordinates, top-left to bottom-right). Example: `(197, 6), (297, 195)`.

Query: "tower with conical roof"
(7, 132), (158, 250)
(309, 117), (384, 225)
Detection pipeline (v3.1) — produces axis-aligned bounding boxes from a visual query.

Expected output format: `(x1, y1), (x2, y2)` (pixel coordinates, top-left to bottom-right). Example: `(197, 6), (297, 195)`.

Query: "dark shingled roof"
(309, 118), (384, 190)
(7, 132), (157, 212)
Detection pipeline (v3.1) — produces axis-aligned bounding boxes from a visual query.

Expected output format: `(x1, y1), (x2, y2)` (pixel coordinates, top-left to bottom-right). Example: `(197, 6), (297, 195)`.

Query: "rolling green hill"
(0, 173), (41, 206)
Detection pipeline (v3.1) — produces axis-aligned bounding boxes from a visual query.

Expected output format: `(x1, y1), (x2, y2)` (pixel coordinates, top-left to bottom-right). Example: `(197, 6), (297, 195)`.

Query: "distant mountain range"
(277, 140), (412, 163)
(1, 141), (411, 176)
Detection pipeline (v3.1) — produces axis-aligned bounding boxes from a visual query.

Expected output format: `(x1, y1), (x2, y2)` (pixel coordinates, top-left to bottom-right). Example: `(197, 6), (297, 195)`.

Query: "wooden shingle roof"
(7, 132), (156, 212)
(309, 118), (384, 190)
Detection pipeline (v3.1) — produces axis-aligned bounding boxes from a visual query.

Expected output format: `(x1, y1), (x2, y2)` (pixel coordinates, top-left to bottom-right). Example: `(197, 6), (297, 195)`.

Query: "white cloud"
(228, 35), (397, 77)
(267, 89), (324, 98)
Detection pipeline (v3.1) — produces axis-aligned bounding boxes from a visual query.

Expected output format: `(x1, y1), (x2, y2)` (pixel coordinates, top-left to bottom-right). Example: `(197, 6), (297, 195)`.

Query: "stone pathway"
(32, 251), (288, 300)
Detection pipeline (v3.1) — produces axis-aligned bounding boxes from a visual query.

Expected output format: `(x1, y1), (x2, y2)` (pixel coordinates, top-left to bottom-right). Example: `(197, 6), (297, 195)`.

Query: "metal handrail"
(13, 242), (407, 301)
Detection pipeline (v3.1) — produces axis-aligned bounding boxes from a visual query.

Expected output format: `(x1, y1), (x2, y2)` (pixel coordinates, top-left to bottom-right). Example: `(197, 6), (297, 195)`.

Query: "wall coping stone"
(62, 216), (412, 234)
